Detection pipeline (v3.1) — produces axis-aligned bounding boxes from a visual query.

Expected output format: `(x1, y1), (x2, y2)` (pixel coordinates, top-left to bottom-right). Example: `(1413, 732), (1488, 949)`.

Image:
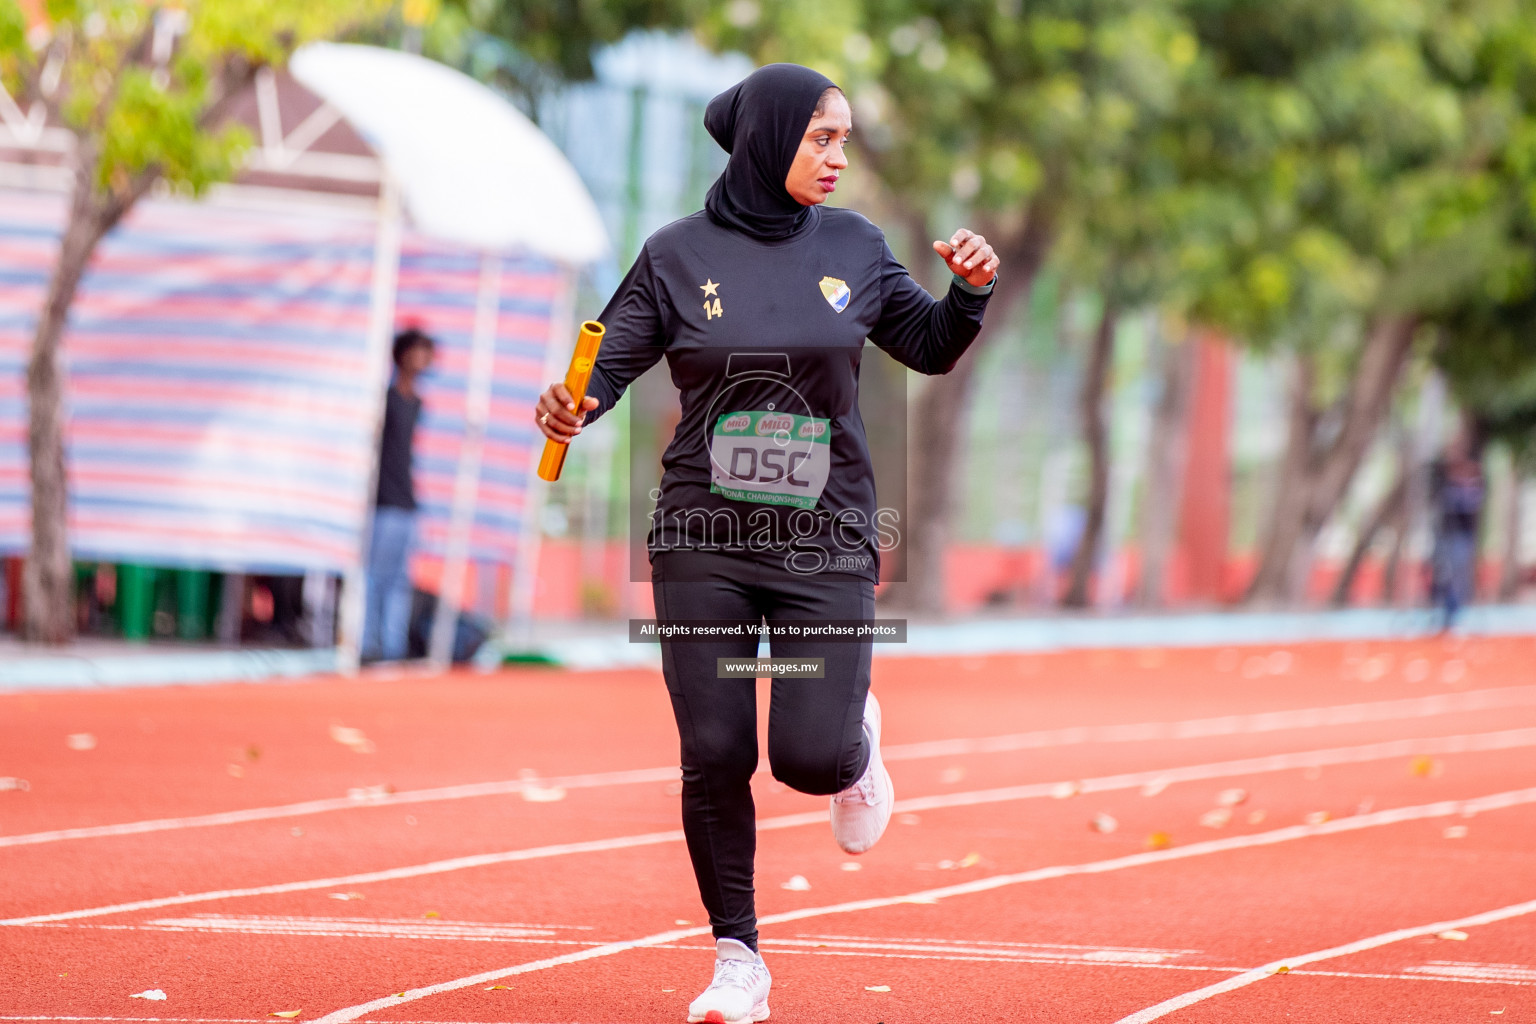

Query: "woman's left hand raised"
(932, 228), (999, 288)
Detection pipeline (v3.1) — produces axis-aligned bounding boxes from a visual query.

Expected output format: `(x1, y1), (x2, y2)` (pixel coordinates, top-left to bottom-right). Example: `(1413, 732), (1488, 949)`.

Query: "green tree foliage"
(2, 0), (389, 643)
(462, 0), (1536, 606)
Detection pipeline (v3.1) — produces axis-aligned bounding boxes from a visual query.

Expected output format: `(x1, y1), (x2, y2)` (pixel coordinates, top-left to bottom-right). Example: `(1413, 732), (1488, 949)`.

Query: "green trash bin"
(175, 570), (212, 641)
(117, 564), (157, 641)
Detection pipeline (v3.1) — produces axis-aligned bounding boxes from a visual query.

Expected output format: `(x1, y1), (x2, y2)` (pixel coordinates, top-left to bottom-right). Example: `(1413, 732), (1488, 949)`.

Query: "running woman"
(534, 63), (998, 1023)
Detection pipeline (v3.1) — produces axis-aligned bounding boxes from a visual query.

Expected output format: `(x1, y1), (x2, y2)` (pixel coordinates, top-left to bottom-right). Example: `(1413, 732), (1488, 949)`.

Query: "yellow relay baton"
(537, 320), (606, 482)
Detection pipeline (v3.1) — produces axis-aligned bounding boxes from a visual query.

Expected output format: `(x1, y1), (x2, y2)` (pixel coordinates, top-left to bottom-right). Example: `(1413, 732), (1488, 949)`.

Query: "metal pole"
(428, 250), (501, 669)
(507, 271), (577, 648)
(337, 173), (402, 674)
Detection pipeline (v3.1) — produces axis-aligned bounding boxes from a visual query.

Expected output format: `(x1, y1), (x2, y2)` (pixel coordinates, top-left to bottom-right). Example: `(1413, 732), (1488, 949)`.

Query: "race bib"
(709, 409), (830, 509)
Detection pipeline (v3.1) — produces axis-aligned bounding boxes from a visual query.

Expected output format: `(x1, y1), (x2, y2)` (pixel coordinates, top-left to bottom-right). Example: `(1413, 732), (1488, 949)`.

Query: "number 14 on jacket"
(701, 278), (723, 320)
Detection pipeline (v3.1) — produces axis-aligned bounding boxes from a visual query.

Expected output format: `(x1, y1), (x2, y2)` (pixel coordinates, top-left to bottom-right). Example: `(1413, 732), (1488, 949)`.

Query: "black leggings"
(652, 549), (874, 952)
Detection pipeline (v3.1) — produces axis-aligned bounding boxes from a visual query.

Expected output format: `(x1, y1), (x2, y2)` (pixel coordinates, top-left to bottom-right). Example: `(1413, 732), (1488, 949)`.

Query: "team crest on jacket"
(818, 276), (851, 313)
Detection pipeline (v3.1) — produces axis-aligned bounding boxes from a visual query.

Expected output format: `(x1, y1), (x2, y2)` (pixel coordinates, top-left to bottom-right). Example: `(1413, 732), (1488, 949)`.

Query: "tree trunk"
(1062, 299), (1118, 608)
(1245, 355), (1317, 604)
(1329, 466), (1406, 607)
(1244, 316), (1418, 606)
(880, 200), (1054, 613)
(1135, 331), (1197, 608)
(23, 151), (130, 643)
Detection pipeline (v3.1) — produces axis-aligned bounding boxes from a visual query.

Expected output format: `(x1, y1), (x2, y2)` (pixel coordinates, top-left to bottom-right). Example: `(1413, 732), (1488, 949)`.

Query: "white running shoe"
(831, 691), (893, 854)
(687, 937), (771, 1023)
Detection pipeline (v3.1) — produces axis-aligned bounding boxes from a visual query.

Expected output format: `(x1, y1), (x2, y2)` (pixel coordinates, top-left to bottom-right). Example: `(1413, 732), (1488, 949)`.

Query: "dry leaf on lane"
(270, 1012), (302, 1019)
(865, 985), (892, 992)
(129, 989), (167, 1001)
(329, 725), (375, 753)
(1409, 756), (1443, 778)
(1199, 808), (1232, 829)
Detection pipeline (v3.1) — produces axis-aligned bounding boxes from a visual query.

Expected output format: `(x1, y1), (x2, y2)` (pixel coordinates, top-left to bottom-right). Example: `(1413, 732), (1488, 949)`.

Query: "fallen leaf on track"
(67, 733), (96, 751)
(329, 725), (375, 753)
(328, 893), (364, 901)
(1304, 811), (1330, 825)
(423, 911), (440, 918)
(1216, 788), (1248, 807)
(1089, 812), (1118, 834)
(519, 769), (566, 802)
(958, 852), (981, 868)
(270, 1012), (301, 1018)
(1247, 810), (1267, 825)
(865, 985), (891, 992)
(1144, 832), (1171, 850)
(1409, 756), (1442, 778)
(129, 989), (166, 1001)
(484, 985), (511, 991)
(841, 862), (863, 871)
(1199, 808), (1232, 829)
(1051, 781), (1080, 799)
(1437, 930), (1470, 941)
(781, 875), (812, 891)
(1272, 965), (1289, 974)
(1443, 825), (1469, 839)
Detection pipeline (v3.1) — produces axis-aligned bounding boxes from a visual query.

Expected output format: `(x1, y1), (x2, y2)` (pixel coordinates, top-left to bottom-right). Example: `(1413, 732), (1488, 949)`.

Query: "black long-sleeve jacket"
(586, 205), (992, 581)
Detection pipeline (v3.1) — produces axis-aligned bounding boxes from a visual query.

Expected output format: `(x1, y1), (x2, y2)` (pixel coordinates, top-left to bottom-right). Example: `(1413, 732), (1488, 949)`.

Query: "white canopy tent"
(289, 43), (609, 669)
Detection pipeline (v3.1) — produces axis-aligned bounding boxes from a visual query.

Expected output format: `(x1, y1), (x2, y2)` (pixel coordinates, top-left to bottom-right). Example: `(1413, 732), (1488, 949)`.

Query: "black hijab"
(703, 63), (839, 241)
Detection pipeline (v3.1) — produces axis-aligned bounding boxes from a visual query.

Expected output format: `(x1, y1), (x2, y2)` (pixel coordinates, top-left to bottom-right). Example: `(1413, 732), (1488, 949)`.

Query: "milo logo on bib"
(710, 409), (831, 509)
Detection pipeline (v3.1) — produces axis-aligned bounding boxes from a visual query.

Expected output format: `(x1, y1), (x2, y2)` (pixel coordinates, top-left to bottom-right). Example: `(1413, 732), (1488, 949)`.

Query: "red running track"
(2, 635), (1535, 1022)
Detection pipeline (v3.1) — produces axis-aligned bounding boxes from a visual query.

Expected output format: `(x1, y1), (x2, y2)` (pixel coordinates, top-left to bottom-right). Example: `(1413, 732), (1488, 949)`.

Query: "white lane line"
(0, 766), (679, 850)
(121, 915), (584, 942)
(894, 726), (1536, 813)
(688, 945), (1536, 986)
(7, 727), (1534, 927)
(1113, 896), (1536, 1023)
(1405, 961), (1536, 982)
(8, 684), (1532, 850)
(311, 786), (1536, 1024)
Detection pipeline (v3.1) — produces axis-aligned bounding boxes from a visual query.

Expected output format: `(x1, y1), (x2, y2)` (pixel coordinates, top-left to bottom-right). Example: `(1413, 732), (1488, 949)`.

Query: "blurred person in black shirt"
(362, 327), (435, 662)
(1431, 442), (1485, 631)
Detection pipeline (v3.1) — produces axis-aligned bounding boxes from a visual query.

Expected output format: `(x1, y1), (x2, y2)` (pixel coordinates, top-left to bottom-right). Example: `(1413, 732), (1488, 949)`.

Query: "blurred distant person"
(362, 327), (435, 663)
(1430, 446), (1484, 631)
